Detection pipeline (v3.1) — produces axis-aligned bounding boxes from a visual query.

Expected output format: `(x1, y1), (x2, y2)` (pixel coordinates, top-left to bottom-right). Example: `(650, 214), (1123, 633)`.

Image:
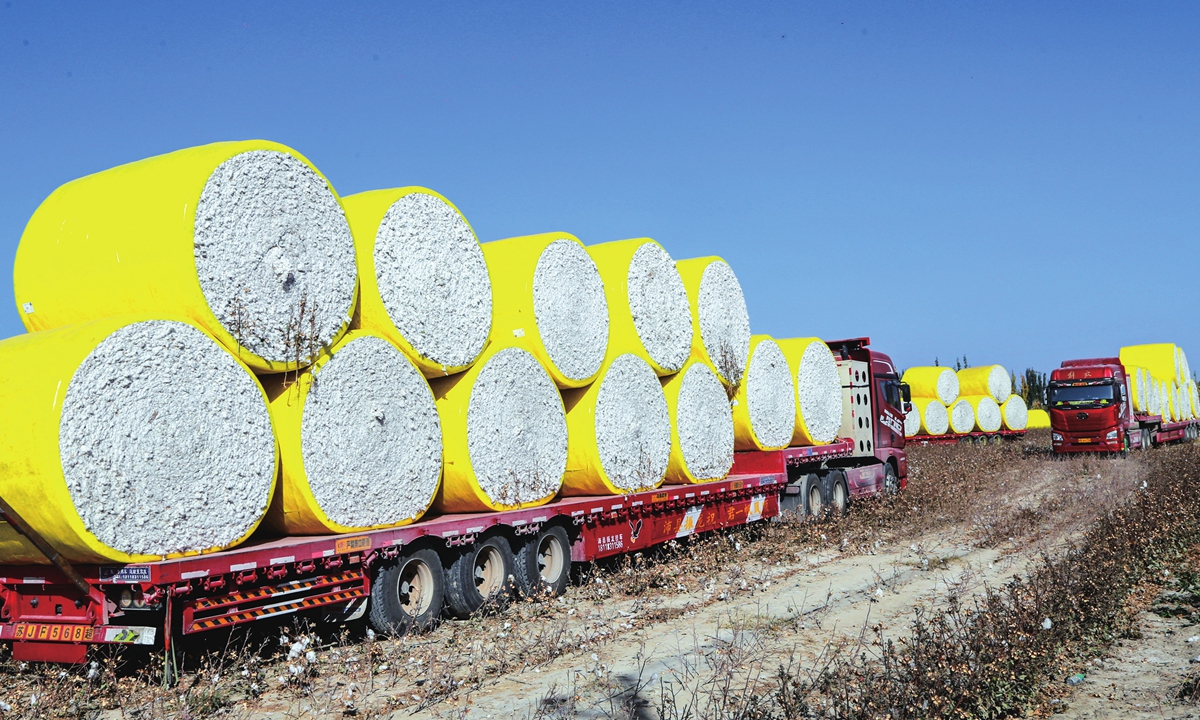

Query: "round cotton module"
(962, 395), (1002, 433)
(342, 187), (492, 376)
(432, 346), (567, 512)
(675, 257), (751, 387)
(480, 233), (609, 387)
(733, 336), (797, 451)
(777, 337), (843, 445)
(588, 238), (693, 375)
(15, 141), (358, 373)
(957, 366), (1012, 403)
(904, 405), (921, 437)
(913, 398), (950, 435)
(1026, 409), (1051, 429)
(265, 332), (442, 534)
(662, 360), (734, 484)
(1000, 395), (1028, 431)
(0, 317), (277, 564)
(562, 354), (671, 495)
(902, 367), (960, 405)
(947, 398), (975, 434)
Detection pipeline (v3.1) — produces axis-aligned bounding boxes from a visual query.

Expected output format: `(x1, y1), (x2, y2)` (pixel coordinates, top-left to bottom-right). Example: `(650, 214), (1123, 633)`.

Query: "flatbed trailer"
(906, 429), (1027, 446)
(0, 337), (910, 667)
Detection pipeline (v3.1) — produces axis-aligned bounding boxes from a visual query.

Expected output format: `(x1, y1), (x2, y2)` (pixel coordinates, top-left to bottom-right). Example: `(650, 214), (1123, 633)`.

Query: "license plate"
(1078, 438), (1092, 443)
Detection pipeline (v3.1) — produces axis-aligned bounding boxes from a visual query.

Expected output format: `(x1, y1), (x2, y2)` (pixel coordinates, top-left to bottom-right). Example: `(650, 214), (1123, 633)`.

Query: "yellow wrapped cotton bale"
(957, 365), (1012, 403)
(0, 317), (277, 564)
(661, 360), (735, 484)
(962, 395), (1002, 432)
(262, 330), (442, 535)
(732, 336), (797, 451)
(901, 367), (959, 405)
(1120, 344), (1187, 384)
(947, 398), (976, 434)
(587, 238), (693, 375)
(674, 257), (751, 387)
(561, 354), (671, 495)
(341, 188), (492, 377)
(14, 141), (358, 373)
(480, 233), (609, 388)
(430, 345), (567, 513)
(1000, 395), (1028, 430)
(775, 338), (843, 446)
(912, 397), (950, 435)
(1026, 409), (1051, 429)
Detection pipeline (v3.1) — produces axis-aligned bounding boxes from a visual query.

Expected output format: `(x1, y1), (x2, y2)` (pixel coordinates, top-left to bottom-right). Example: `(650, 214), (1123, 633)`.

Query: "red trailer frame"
(906, 429), (1027, 446)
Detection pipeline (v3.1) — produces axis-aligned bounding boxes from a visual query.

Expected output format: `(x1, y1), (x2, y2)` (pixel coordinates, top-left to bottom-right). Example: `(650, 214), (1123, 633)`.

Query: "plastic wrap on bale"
(14, 141), (358, 373)
(481, 233), (609, 388)
(262, 330), (442, 534)
(341, 187), (492, 377)
(0, 317), (277, 564)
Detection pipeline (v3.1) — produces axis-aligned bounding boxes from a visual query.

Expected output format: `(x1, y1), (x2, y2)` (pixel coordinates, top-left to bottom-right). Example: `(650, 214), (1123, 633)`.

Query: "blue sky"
(1, 2), (1197, 377)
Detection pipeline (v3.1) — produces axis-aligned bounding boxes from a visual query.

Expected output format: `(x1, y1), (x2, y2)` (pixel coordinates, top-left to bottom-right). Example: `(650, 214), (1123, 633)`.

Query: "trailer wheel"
(368, 549), (444, 636)
(804, 475), (825, 519)
(514, 526), (572, 598)
(1144, 429), (1154, 449)
(445, 536), (515, 619)
(829, 475), (849, 517)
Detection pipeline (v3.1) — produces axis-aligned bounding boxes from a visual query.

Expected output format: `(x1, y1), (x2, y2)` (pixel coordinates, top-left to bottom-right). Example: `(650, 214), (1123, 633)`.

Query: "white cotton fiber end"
(300, 335), (442, 528)
(195, 150), (357, 365)
(696, 261), (751, 384)
(467, 348), (567, 506)
(594, 354), (672, 491)
(627, 243), (693, 373)
(794, 340), (843, 444)
(534, 240), (609, 382)
(966, 395), (1002, 432)
(947, 399), (975, 434)
(1000, 395), (1028, 431)
(736, 339), (797, 450)
(373, 192), (492, 369)
(904, 405), (921, 437)
(673, 363), (734, 481)
(60, 321), (275, 557)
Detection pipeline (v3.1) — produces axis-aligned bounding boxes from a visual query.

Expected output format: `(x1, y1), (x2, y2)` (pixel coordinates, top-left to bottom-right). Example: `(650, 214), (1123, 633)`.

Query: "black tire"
(514, 526), (572, 598)
(368, 549), (444, 636)
(803, 474), (825, 520)
(883, 462), (900, 495)
(444, 535), (515, 619)
(827, 472), (849, 517)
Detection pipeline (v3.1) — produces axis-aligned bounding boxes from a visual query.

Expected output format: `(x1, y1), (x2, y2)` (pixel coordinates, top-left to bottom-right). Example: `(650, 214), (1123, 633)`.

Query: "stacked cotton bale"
(588, 238), (693, 375)
(947, 398), (976, 434)
(480, 233), (609, 387)
(341, 187), (492, 377)
(1120, 344), (1197, 422)
(962, 395), (1002, 432)
(674, 257), (751, 387)
(957, 365), (1012, 404)
(902, 367), (960, 406)
(912, 398), (950, 435)
(430, 345), (568, 512)
(15, 140), (359, 372)
(561, 354), (672, 495)
(0, 318), (277, 564)
(1000, 395), (1028, 431)
(732, 336), (798, 451)
(776, 338), (844, 445)
(904, 405), (922, 437)
(661, 360), (735, 484)
(263, 331), (442, 534)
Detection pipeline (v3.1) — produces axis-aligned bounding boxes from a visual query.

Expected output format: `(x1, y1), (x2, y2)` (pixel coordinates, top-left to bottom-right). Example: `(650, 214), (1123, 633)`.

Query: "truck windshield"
(1047, 383), (1115, 408)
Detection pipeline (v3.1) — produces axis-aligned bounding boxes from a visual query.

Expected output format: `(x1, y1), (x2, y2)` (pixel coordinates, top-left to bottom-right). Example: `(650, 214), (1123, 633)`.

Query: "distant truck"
(1048, 358), (1200, 453)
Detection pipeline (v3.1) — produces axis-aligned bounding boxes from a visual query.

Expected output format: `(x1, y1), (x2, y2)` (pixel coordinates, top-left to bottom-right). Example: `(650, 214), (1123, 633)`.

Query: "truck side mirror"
(903, 401), (913, 414)
(900, 383), (911, 403)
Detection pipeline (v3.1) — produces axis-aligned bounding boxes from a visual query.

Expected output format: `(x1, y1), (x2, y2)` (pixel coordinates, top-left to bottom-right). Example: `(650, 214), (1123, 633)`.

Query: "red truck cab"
(1048, 362), (1134, 452)
(826, 337), (908, 486)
